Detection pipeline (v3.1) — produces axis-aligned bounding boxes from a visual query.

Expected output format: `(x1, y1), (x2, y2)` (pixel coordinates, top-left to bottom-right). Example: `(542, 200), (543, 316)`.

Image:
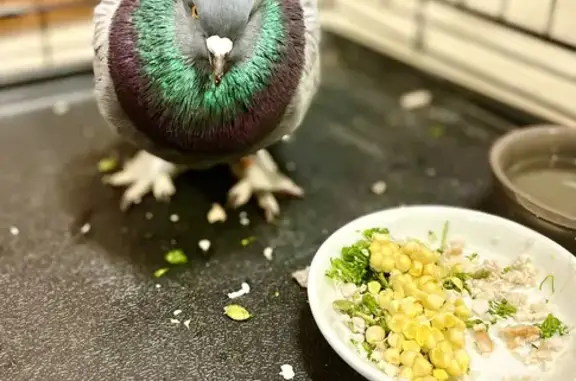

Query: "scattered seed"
(145, 212), (153, 220)
(370, 181), (387, 195)
(173, 309), (182, 316)
(169, 318), (180, 324)
(207, 203), (227, 223)
(227, 282), (251, 299)
(199, 239), (211, 252)
(80, 223), (91, 235)
(183, 319), (191, 329)
(164, 249), (188, 265)
(240, 217), (250, 226)
(97, 157), (118, 173)
(155, 284), (161, 289)
(291, 266), (310, 288)
(169, 214), (180, 222)
(263, 247), (274, 261)
(9, 226), (19, 236)
(52, 100), (70, 115)
(154, 268), (169, 278)
(224, 304), (252, 321)
(425, 168), (437, 177)
(241, 236), (256, 247)
(399, 89), (432, 110)
(279, 364), (295, 380)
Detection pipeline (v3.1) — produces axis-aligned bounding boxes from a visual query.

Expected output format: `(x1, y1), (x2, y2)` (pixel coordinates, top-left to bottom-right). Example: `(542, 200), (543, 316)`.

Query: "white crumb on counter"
(145, 212), (153, 220)
(399, 89), (432, 110)
(173, 309), (182, 316)
(169, 214), (180, 222)
(207, 203), (227, 223)
(183, 319), (191, 329)
(370, 181), (387, 195)
(9, 226), (19, 236)
(239, 211), (250, 226)
(155, 284), (161, 289)
(80, 223), (91, 234)
(198, 239), (211, 252)
(291, 266), (310, 288)
(52, 100), (70, 115)
(279, 364), (295, 380)
(263, 247), (274, 260)
(169, 318), (180, 324)
(227, 282), (250, 299)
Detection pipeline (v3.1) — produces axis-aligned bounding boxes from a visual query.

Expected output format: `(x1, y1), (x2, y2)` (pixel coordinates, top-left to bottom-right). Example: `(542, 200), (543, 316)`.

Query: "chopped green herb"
(164, 249), (188, 265)
(241, 236), (256, 247)
(367, 281), (381, 295)
(470, 269), (491, 280)
(154, 267), (169, 278)
(273, 291), (280, 297)
(326, 239), (370, 285)
(428, 231), (438, 243)
(440, 220), (450, 250)
(502, 266), (512, 273)
(224, 304), (252, 321)
(539, 275), (555, 293)
(537, 313), (568, 339)
(429, 124), (446, 138)
(362, 227), (389, 239)
(465, 318), (488, 329)
(489, 299), (517, 319)
(467, 253), (479, 261)
(97, 157), (118, 173)
(333, 300), (355, 312)
(361, 341), (374, 356)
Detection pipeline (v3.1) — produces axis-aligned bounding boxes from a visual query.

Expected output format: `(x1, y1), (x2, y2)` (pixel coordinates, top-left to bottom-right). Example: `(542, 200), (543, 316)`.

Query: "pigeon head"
(180, 0), (261, 85)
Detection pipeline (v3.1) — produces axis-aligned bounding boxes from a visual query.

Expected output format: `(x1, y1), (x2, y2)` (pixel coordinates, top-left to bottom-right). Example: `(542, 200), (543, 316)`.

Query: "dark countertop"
(0, 33), (552, 381)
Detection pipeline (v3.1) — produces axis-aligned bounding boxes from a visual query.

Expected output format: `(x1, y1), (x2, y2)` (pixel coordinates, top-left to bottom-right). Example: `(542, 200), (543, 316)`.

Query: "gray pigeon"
(93, 0), (321, 221)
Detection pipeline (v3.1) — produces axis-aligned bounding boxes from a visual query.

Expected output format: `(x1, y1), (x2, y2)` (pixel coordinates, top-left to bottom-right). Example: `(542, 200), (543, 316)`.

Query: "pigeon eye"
(191, 4), (199, 19)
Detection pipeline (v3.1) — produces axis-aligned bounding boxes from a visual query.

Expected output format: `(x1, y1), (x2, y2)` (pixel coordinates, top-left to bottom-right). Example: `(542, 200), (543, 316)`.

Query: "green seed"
(97, 157), (118, 173)
(224, 304), (252, 321)
(154, 267), (169, 278)
(164, 249), (188, 265)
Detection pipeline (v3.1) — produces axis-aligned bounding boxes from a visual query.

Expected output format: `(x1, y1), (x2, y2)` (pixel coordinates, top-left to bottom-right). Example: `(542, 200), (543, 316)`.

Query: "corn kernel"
(443, 313), (458, 328)
(415, 326), (431, 347)
(446, 328), (465, 348)
(389, 314), (409, 333)
(418, 275), (434, 286)
(384, 348), (401, 365)
(381, 242), (400, 257)
(423, 263), (439, 276)
(365, 325), (386, 344)
(432, 369), (449, 381)
(454, 298), (465, 307)
(388, 332), (405, 349)
(423, 294), (445, 310)
(431, 313), (446, 330)
(445, 359), (463, 377)
(394, 289), (405, 300)
(417, 377), (436, 381)
(454, 349), (470, 371)
(455, 305), (471, 319)
(423, 333), (437, 350)
(369, 241), (382, 253)
(404, 282), (419, 297)
(378, 289), (393, 307)
(424, 309), (436, 319)
(430, 327), (444, 343)
(403, 302), (423, 318)
(402, 240), (421, 256)
(396, 254), (412, 273)
(381, 257), (396, 272)
(409, 261), (424, 277)
(399, 366), (414, 380)
(453, 318), (466, 330)
(402, 340), (421, 352)
(421, 249), (437, 265)
(400, 350), (419, 367)
(403, 321), (419, 340)
(429, 348), (452, 369)
(451, 263), (464, 274)
(389, 300), (401, 314)
(413, 290), (428, 302)
(422, 281), (441, 294)
(412, 357), (433, 377)
(437, 341), (453, 354)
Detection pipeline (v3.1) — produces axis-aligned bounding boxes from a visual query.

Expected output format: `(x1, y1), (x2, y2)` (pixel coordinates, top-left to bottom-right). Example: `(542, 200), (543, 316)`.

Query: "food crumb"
(173, 309), (182, 316)
(145, 212), (153, 220)
(399, 89), (432, 110)
(227, 282), (251, 299)
(169, 318), (180, 324)
(80, 223), (91, 235)
(52, 100), (70, 115)
(97, 157), (118, 173)
(169, 214), (180, 222)
(155, 284), (161, 289)
(263, 247), (274, 260)
(207, 203), (227, 223)
(370, 181), (387, 195)
(279, 364), (295, 380)
(425, 168), (437, 177)
(198, 239), (211, 252)
(281, 134), (292, 142)
(9, 226), (19, 236)
(241, 236), (256, 247)
(239, 211), (250, 226)
(291, 266), (310, 288)
(224, 304), (252, 321)
(183, 319), (191, 329)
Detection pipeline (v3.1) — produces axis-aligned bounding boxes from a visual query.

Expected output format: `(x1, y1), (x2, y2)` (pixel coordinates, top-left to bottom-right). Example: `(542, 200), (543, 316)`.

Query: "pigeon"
(92, 0), (321, 221)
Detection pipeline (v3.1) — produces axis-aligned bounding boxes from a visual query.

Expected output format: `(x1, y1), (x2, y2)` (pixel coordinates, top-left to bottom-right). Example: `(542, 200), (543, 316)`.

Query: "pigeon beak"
(208, 53), (227, 87)
(206, 36), (233, 87)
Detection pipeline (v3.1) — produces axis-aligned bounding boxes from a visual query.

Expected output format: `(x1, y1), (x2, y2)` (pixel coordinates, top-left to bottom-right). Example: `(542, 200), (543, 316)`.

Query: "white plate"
(307, 205), (576, 381)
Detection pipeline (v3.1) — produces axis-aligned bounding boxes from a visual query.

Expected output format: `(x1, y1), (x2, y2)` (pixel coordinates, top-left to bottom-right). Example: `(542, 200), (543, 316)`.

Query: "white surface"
(307, 205), (576, 381)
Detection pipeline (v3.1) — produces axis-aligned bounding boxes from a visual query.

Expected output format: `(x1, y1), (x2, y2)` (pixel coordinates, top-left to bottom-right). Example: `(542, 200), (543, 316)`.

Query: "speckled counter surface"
(0, 34), (545, 381)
